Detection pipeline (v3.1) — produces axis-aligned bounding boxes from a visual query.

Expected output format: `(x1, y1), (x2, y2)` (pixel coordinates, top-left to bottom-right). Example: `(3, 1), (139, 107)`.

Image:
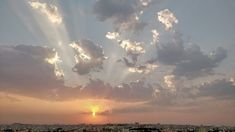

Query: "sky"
(0, 0), (235, 125)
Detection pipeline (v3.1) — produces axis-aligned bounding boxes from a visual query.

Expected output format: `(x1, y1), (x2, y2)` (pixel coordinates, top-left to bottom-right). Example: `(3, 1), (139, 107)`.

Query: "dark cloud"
(0, 45), (232, 106)
(148, 77), (235, 108)
(77, 79), (155, 102)
(93, 0), (136, 22)
(93, 0), (151, 33)
(0, 45), (65, 100)
(0, 46), (154, 102)
(70, 39), (106, 75)
(119, 57), (158, 74)
(156, 34), (185, 65)
(156, 34), (227, 78)
(173, 46), (227, 78)
(196, 79), (235, 100)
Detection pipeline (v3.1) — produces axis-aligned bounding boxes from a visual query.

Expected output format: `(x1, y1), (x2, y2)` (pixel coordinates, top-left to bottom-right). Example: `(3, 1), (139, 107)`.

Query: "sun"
(91, 106), (99, 118)
(92, 111), (96, 117)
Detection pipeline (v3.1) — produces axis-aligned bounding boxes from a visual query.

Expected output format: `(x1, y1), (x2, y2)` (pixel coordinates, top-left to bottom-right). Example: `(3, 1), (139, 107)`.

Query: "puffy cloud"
(28, 1), (62, 24)
(151, 29), (160, 45)
(70, 39), (107, 75)
(156, 34), (227, 78)
(106, 31), (146, 64)
(45, 51), (64, 79)
(157, 9), (178, 30)
(0, 45), (65, 99)
(164, 75), (176, 91)
(106, 30), (157, 74)
(93, 0), (151, 33)
(121, 57), (158, 74)
(105, 32), (120, 40)
(119, 39), (145, 56)
(118, 39), (146, 65)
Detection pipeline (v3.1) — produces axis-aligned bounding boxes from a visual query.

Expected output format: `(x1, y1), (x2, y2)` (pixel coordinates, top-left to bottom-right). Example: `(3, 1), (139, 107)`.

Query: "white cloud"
(119, 39), (145, 55)
(157, 9), (178, 30)
(70, 42), (92, 63)
(28, 1), (62, 24)
(151, 29), (160, 45)
(230, 77), (235, 86)
(45, 51), (64, 79)
(105, 32), (120, 40)
(140, 0), (152, 7)
(128, 63), (158, 74)
(164, 75), (176, 91)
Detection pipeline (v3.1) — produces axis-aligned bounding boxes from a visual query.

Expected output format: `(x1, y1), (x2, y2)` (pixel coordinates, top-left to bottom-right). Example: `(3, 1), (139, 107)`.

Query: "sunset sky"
(0, 0), (235, 125)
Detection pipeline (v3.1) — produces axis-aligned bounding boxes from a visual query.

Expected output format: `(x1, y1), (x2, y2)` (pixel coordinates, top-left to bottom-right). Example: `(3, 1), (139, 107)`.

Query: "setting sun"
(91, 106), (99, 118)
(92, 111), (96, 117)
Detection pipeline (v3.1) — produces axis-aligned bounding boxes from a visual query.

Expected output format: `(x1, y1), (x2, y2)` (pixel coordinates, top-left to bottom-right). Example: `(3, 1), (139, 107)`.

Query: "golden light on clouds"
(45, 51), (64, 79)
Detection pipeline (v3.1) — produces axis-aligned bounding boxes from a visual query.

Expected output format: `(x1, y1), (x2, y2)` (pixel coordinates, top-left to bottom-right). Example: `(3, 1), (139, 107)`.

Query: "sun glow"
(91, 106), (99, 118)
(92, 111), (96, 117)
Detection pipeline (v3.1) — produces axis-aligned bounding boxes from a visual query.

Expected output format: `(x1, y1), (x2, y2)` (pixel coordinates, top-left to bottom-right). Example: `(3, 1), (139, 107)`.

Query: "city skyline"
(0, 0), (235, 125)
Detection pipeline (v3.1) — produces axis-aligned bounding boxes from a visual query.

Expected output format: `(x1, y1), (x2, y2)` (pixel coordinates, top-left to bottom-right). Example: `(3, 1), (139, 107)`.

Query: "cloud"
(157, 9), (178, 30)
(28, 1), (62, 24)
(164, 75), (176, 91)
(140, 0), (153, 7)
(106, 30), (159, 74)
(0, 45), (155, 102)
(150, 77), (235, 107)
(230, 77), (235, 86)
(0, 92), (21, 102)
(196, 79), (235, 100)
(119, 40), (145, 62)
(151, 29), (160, 45)
(105, 32), (120, 40)
(93, 0), (152, 33)
(128, 63), (158, 74)
(70, 39), (107, 75)
(0, 45), (65, 99)
(106, 31), (146, 65)
(0, 45), (233, 106)
(173, 46), (227, 78)
(156, 33), (227, 78)
(99, 104), (153, 115)
(121, 57), (158, 74)
(45, 51), (64, 79)
(156, 33), (185, 65)
(78, 79), (156, 102)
